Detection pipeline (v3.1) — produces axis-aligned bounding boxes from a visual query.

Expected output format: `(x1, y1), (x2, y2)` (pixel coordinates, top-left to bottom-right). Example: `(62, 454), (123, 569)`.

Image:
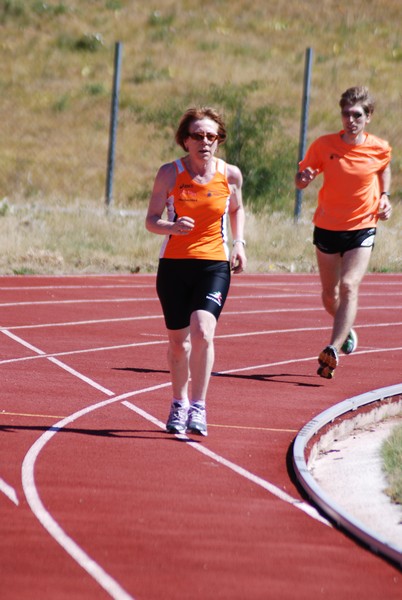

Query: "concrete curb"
(292, 383), (402, 568)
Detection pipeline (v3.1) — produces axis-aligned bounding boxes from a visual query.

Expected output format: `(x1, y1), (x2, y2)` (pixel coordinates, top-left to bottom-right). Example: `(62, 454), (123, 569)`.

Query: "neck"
(342, 131), (366, 146)
(185, 155), (215, 177)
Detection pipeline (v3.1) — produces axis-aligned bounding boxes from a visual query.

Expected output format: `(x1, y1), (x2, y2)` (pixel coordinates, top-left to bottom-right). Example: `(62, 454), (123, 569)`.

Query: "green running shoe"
(341, 329), (358, 355)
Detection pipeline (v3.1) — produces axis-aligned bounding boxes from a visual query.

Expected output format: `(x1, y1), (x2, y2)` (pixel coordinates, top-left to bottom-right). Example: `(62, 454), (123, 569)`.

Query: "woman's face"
(341, 103), (371, 138)
(186, 117), (219, 160)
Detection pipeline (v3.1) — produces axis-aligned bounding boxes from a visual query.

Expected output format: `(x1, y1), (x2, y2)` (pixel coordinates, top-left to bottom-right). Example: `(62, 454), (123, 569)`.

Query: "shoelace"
(189, 406), (205, 424)
(170, 405), (188, 423)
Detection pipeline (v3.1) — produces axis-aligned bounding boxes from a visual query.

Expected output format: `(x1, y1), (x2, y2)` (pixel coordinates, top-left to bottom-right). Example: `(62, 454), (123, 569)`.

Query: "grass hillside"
(0, 0), (401, 273)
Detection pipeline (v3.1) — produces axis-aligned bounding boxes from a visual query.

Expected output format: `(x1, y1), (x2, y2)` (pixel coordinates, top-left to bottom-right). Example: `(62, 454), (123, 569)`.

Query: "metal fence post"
(105, 41), (123, 208)
(294, 47), (313, 221)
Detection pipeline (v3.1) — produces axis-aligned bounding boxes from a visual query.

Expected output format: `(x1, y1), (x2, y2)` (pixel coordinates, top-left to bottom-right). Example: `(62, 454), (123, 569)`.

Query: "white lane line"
(7, 288), (402, 595)
(0, 339), (167, 365)
(0, 294), (305, 311)
(1, 315), (163, 331)
(2, 321), (402, 367)
(1, 329), (47, 355)
(1, 277), (401, 292)
(17, 345), (333, 597)
(121, 401), (330, 526)
(0, 477), (19, 505)
(21, 384), (169, 600)
(0, 293), (313, 309)
(218, 322), (402, 341)
(48, 356), (115, 396)
(1, 290), (402, 309)
(0, 298), (158, 308)
(0, 284), (155, 291)
(1, 329), (114, 396)
(2, 305), (402, 332)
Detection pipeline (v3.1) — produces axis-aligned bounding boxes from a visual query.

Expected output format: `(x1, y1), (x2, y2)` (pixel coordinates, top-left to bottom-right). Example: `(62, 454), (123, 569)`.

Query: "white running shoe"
(187, 403), (208, 437)
(166, 401), (188, 434)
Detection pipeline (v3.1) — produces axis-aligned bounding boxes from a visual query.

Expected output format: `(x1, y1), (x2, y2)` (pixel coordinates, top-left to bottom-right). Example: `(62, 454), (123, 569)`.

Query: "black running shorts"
(313, 226), (376, 256)
(156, 259), (231, 330)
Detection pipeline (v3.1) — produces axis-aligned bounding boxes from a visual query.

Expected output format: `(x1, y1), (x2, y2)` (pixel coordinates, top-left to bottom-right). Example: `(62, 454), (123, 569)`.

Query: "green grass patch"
(381, 422), (402, 505)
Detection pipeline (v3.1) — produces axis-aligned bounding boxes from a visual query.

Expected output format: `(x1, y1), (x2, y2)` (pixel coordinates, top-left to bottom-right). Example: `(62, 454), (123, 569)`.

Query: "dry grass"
(0, 0), (401, 273)
(0, 196), (400, 274)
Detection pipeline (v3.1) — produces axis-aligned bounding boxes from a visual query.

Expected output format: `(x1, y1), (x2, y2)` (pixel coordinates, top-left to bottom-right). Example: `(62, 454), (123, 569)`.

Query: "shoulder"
(315, 132), (340, 146)
(225, 162), (243, 187)
(364, 133), (392, 163)
(155, 160), (180, 188)
(305, 133), (338, 156)
(365, 133), (391, 150)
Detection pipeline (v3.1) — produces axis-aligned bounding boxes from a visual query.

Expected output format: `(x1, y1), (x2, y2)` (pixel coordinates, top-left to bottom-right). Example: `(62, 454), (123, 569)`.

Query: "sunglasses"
(188, 132), (219, 143)
(341, 110), (365, 120)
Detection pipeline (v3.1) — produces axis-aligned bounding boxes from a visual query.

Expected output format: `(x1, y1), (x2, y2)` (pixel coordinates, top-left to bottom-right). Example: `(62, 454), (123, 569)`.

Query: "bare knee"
(322, 288), (339, 315)
(168, 335), (191, 362)
(190, 313), (216, 348)
(339, 278), (360, 302)
(191, 321), (214, 347)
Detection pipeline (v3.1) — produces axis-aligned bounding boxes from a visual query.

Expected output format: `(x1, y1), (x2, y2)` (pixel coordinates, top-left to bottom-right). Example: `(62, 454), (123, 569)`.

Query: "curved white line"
(21, 383), (170, 600)
(13, 309), (402, 595)
(21, 372), (330, 599)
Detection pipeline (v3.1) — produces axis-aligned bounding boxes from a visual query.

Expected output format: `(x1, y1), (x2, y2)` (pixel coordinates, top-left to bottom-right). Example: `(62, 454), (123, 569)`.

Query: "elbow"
(145, 215), (154, 233)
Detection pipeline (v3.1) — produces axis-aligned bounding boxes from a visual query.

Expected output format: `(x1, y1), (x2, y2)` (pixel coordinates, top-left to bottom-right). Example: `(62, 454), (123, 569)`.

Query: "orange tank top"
(160, 158), (231, 260)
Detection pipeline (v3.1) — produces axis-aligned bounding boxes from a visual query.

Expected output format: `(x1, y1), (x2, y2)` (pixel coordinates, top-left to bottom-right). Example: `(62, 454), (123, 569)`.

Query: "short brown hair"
(175, 106), (227, 151)
(339, 86), (375, 116)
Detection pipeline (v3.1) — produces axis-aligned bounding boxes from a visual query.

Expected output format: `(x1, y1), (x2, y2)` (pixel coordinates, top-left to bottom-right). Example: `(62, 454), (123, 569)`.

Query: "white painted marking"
(0, 477), (19, 505)
(1, 314), (163, 331)
(122, 400), (330, 526)
(0, 284), (154, 291)
(0, 339), (167, 366)
(2, 321), (402, 367)
(0, 290), (400, 311)
(2, 305), (402, 332)
(0, 297), (158, 308)
(4, 276), (402, 596)
(21, 384), (170, 600)
(1, 330), (114, 396)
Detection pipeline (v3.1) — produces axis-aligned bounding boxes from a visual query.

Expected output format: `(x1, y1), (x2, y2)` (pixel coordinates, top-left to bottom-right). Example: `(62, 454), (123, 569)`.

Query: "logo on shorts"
(361, 235), (375, 247)
(206, 291), (223, 306)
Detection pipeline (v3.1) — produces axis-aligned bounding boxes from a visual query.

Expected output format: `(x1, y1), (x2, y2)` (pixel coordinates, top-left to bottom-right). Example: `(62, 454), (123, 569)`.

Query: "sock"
(173, 397), (189, 407)
(190, 400), (205, 408)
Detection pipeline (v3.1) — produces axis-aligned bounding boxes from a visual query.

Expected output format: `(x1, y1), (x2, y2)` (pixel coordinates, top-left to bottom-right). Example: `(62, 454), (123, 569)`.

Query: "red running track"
(1, 273), (401, 599)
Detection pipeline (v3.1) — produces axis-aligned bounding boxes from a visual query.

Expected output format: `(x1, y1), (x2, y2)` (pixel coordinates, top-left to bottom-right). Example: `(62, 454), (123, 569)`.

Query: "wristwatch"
(381, 191), (391, 197)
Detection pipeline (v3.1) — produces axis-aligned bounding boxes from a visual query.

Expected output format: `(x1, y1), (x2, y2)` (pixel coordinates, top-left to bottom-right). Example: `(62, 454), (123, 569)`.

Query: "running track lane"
(0, 274), (401, 599)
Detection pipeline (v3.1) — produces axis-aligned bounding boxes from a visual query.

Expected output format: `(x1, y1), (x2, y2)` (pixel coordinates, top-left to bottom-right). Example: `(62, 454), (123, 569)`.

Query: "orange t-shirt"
(299, 131), (391, 230)
(160, 158), (231, 260)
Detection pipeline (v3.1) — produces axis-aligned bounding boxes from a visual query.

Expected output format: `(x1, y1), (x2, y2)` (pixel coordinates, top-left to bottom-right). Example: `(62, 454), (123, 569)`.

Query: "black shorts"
(156, 259), (231, 330)
(313, 226), (376, 256)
